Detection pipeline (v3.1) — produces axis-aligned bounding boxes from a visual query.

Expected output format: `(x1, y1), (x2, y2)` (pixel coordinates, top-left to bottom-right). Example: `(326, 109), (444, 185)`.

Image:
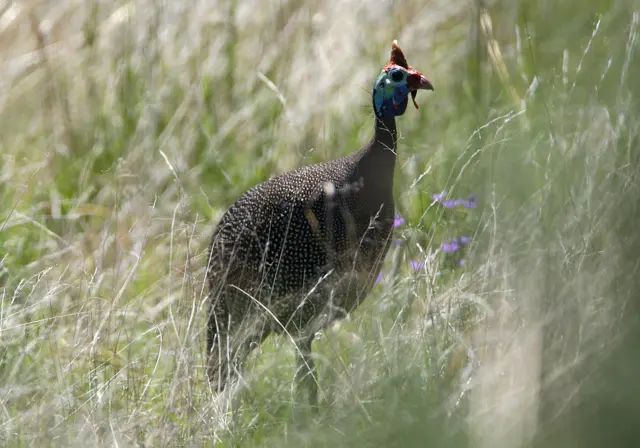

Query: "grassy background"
(1, 0), (639, 446)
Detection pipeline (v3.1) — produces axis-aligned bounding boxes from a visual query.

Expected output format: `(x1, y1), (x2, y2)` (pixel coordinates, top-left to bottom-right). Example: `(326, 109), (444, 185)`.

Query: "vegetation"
(1, 0), (639, 446)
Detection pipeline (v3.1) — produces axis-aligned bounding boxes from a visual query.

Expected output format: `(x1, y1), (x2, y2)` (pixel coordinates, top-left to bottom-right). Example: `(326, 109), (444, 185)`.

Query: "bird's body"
(206, 41), (432, 402)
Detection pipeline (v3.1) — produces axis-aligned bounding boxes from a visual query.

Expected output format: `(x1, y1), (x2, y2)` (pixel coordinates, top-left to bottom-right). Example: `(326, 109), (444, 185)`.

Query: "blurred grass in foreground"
(1, 0), (639, 446)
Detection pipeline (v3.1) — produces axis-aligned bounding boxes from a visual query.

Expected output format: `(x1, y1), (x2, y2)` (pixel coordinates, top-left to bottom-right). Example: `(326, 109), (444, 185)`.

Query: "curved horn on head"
(389, 39), (410, 69)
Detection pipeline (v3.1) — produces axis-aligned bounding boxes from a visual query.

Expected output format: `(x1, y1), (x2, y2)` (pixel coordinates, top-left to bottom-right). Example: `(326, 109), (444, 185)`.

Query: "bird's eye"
(390, 70), (404, 82)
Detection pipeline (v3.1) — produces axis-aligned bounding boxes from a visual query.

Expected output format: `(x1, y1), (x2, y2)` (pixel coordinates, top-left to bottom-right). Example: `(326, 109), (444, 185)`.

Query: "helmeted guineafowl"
(206, 40), (433, 403)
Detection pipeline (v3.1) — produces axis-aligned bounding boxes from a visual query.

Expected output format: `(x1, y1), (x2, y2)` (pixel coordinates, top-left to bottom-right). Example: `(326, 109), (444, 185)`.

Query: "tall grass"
(1, 0), (639, 446)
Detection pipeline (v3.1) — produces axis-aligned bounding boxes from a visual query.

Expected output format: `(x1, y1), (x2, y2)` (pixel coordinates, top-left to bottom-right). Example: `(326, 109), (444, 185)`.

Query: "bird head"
(372, 40), (433, 118)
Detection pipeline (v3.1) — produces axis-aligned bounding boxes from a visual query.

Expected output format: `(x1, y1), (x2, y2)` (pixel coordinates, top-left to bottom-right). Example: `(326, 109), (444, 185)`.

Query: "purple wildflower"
(458, 259), (466, 267)
(409, 260), (426, 271)
(375, 272), (384, 284)
(393, 213), (405, 228)
(432, 190), (448, 202)
(458, 236), (471, 245)
(433, 191), (478, 209)
(442, 240), (460, 253)
(462, 194), (478, 209)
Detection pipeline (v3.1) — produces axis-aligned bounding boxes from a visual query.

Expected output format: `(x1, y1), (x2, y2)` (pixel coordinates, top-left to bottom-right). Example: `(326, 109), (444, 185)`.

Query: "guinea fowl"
(206, 40), (433, 403)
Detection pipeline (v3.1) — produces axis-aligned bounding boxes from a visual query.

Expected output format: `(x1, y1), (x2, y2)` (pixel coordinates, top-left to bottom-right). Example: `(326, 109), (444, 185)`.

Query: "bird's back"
(207, 151), (394, 330)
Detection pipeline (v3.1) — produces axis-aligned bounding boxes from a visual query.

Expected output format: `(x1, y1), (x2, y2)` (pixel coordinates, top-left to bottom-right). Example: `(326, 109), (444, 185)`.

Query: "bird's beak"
(409, 71), (434, 91)
(407, 71), (433, 109)
(417, 74), (434, 91)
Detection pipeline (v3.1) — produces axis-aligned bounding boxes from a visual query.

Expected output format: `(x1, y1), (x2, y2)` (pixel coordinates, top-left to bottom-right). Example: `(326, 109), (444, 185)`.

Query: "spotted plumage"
(206, 41), (433, 403)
